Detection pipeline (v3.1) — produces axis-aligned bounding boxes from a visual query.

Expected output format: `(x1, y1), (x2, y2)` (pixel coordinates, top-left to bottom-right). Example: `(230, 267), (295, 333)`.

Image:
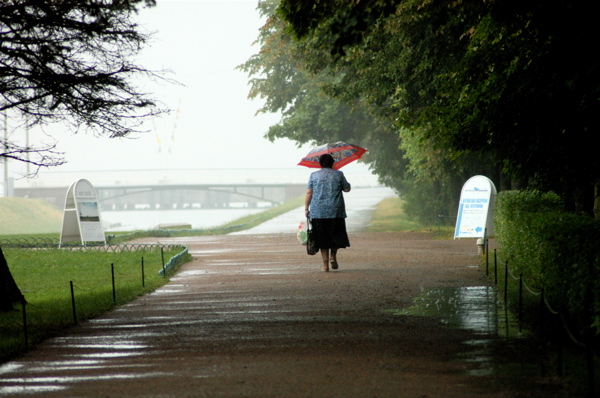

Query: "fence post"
(485, 244), (489, 276)
(504, 261), (508, 304)
(518, 273), (523, 335)
(584, 274), (596, 398)
(70, 281), (77, 325)
(161, 247), (166, 278)
(494, 249), (498, 285)
(111, 263), (116, 304)
(483, 228), (487, 256)
(141, 257), (145, 288)
(557, 335), (563, 377)
(504, 261), (509, 337)
(585, 346), (595, 398)
(21, 296), (28, 350)
(539, 288), (545, 345)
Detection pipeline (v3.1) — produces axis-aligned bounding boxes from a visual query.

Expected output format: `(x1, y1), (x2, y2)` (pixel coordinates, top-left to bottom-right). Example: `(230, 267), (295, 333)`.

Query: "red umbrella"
(298, 141), (367, 170)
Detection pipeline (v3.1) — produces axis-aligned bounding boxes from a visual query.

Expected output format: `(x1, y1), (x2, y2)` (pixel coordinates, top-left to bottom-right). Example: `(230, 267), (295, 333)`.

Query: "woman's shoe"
(331, 260), (338, 270)
(322, 264), (329, 272)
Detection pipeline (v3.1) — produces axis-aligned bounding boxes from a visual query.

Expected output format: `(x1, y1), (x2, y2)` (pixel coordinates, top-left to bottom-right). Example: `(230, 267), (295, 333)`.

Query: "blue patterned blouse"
(307, 168), (351, 219)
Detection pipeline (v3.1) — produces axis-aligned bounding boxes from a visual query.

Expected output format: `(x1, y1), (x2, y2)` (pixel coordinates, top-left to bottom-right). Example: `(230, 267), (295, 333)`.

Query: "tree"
(434, 1), (600, 214)
(239, 0), (410, 195)
(1, 0), (166, 170)
(275, 0), (600, 216)
(1, 0), (163, 311)
(0, 247), (23, 311)
(241, 0), (493, 221)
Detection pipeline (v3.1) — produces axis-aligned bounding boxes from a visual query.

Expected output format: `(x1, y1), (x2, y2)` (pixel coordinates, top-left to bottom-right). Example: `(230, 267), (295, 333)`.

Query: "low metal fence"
(3, 241), (189, 354)
(483, 242), (597, 398)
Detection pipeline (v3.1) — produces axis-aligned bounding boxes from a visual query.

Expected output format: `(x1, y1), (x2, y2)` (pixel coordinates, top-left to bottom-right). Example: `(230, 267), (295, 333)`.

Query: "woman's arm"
(304, 189), (313, 217)
(341, 173), (351, 192)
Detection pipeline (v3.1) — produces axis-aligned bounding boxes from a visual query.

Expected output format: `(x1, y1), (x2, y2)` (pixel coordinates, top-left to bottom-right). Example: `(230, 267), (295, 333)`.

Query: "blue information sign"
(454, 175), (496, 239)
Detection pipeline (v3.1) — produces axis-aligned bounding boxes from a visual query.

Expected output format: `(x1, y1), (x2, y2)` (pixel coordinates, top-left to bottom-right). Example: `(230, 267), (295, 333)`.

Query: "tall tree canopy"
(239, 0), (410, 195)
(1, 0), (165, 169)
(245, 0), (600, 217)
(241, 0), (503, 221)
(276, 0), (600, 215)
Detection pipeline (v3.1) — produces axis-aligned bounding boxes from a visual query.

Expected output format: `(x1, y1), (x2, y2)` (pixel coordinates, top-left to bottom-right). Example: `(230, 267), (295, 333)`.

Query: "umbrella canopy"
(298, 141), (367, 170)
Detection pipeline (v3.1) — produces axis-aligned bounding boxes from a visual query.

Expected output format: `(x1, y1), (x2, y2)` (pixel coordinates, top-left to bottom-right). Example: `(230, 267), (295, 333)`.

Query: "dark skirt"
(311, 218), (350, 249)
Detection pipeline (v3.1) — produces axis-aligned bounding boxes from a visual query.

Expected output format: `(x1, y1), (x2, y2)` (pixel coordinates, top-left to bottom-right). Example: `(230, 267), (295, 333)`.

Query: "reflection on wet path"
(396, 286), (520, 336)
(0, 244), (332, 396)
(0, 331), (168, 395)
(394, 286), (540, 378)
(0, 232), (554, 397)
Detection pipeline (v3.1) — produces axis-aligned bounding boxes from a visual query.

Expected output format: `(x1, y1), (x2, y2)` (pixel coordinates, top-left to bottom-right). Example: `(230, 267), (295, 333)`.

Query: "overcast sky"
(7, 0), (374, 186)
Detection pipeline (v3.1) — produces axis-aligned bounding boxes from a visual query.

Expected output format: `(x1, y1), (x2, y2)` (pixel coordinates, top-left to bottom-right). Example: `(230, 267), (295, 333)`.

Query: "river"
(100, 207), (266, 232)
(100, 187), (397, 233)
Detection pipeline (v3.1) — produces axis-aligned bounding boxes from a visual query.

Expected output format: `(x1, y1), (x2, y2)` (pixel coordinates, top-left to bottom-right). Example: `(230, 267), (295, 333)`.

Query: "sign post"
(60, 179), (106, 245)
(454, 175), (497, 239)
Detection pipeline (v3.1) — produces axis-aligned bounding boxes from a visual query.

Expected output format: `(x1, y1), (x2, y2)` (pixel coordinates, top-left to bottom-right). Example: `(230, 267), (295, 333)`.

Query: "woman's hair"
(319, 154), (335, 168)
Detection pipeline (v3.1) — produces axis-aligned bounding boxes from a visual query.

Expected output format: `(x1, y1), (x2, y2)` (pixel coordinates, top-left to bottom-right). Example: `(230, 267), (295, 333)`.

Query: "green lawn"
(365, 197), (422, 232)
(0, 246), (188, 363)
(365, 196), (454, 237)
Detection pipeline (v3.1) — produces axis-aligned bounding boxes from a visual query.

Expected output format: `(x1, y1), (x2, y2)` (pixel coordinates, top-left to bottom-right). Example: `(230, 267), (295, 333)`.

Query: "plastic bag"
(297, 220), (308, 245)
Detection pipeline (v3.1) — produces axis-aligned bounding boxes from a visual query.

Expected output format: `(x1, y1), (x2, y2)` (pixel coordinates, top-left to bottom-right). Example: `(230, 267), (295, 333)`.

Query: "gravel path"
(0, 230), (564, 397)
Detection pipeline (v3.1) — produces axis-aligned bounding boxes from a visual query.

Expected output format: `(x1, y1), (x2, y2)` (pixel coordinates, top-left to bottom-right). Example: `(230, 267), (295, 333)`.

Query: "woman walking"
(304, 154), (351, 272)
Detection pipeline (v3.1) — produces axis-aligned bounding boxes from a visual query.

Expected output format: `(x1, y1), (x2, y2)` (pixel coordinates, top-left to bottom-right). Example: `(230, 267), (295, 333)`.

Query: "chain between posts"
(0, 238), (182, 253)
(12, 244), (188, 357)
(485, 242), (596, 397)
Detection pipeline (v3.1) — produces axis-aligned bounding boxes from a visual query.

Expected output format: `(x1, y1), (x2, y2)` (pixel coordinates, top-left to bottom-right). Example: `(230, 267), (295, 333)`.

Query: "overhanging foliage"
(0, 0), (167, 169)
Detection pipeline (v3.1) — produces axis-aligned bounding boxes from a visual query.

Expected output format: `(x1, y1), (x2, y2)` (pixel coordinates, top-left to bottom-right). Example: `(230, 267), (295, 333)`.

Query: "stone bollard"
(477, 238), (485, 255)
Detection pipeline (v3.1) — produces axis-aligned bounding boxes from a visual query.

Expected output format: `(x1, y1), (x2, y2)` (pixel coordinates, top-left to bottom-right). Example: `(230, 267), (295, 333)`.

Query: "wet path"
(0, 207), (563, 397)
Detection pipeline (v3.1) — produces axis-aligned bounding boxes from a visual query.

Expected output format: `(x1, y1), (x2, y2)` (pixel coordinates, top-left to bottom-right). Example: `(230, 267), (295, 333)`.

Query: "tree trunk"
(0, 246), (24, 311)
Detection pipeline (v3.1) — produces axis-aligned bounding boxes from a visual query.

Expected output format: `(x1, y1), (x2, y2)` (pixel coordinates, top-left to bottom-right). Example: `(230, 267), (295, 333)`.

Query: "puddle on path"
(392, 286), (542, 378)
(394, 286), (521, 337)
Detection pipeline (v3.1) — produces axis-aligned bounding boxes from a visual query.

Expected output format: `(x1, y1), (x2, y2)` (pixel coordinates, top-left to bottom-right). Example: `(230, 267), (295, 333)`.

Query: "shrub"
(495, 190), (600, 336)
(402, 180), (453, 226)
(494, 190), (563, 284)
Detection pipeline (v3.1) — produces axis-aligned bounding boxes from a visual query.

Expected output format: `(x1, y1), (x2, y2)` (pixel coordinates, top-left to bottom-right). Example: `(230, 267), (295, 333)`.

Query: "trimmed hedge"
(495, 190), (600, 336)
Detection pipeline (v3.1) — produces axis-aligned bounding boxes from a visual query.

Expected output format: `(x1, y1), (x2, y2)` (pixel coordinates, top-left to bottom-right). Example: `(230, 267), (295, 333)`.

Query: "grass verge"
(0, 198), (62, 235)
(365, 196), (455, 237)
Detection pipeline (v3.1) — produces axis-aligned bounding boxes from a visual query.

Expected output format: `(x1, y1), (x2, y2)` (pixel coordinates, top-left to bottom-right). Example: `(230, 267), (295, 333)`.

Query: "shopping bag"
(297, 220), (308, 245)
(306, 218), (319, 255)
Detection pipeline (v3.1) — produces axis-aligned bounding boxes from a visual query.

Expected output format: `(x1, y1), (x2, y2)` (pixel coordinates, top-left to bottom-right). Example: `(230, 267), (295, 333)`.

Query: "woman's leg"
(320, 249), (330, 271)
(330, 248), (338, 269)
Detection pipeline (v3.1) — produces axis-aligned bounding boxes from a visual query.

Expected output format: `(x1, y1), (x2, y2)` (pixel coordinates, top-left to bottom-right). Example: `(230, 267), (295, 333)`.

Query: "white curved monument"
(60, 179), (106, 245)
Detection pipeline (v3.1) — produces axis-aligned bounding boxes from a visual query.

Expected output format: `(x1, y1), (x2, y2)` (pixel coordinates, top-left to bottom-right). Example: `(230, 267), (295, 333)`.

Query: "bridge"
(11, 168), (379, 211)
(15, 182), (306, 211)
